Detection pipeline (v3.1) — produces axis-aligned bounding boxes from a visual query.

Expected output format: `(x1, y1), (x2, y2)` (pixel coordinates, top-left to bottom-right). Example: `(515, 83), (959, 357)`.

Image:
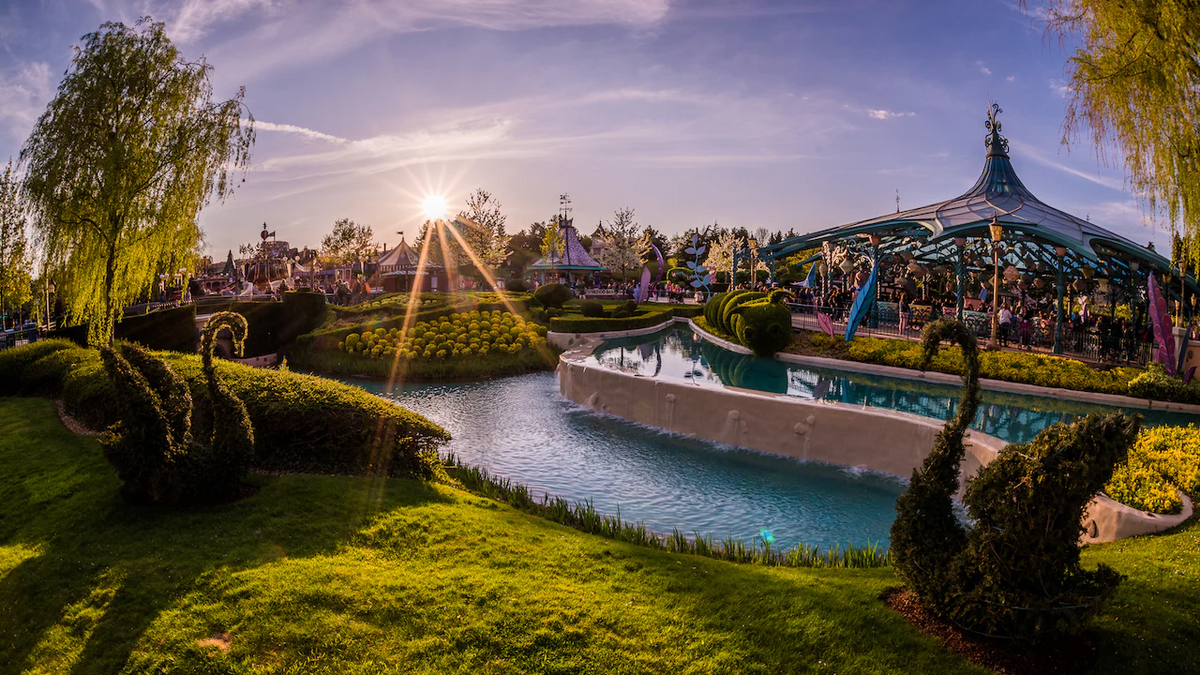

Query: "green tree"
(454, 188), (511, 276)
(1043, 0), (1200, 267)
(540, 224), (565, 276)
(20, 19), (254, 344)
(321, 218), (375, 274)
(0, 161), (33, 329)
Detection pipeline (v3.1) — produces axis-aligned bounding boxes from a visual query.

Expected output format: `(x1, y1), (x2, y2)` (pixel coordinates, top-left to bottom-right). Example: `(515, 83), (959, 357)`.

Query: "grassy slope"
(1, 397), (1196, 674)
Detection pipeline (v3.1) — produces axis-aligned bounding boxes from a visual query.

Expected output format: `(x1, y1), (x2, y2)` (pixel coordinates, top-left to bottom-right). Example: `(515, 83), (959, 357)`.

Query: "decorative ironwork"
(985, 102), (1009, 156)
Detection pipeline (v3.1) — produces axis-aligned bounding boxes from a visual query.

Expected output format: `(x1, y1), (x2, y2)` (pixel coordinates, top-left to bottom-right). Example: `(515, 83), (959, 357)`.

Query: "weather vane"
(559, 193), (572, 226)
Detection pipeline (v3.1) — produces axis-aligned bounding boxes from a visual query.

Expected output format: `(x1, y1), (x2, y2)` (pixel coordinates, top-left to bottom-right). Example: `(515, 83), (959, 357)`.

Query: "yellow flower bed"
(1105, 425), (1200, 514)
(336, 310), (547, 361)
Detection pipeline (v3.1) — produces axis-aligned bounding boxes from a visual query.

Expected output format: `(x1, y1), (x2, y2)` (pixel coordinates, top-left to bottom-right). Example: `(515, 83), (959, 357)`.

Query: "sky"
(0, 0), (1171, 258)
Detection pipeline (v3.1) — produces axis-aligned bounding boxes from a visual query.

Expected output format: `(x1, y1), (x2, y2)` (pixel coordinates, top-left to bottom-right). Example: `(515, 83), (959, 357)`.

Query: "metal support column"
(954, 237), (966, 321)
(1054, 246), (1065, 354)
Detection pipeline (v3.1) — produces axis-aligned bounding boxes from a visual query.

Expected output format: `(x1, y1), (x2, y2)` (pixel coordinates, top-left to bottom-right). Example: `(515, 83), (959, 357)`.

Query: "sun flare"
(423, 195), (448, 221)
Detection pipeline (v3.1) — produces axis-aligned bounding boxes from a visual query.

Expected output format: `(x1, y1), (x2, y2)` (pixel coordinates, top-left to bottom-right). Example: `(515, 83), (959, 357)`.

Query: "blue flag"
(844, 260), (879, 341)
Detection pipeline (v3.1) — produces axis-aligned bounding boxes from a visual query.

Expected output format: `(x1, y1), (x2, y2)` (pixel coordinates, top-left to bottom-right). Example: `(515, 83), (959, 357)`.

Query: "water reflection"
(588, 327), (1191, 444)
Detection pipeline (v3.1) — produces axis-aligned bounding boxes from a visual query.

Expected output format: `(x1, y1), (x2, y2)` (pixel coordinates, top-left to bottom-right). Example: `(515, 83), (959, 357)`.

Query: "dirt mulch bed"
(56, 399), (103, 436)
(880, 587), (1098, 675)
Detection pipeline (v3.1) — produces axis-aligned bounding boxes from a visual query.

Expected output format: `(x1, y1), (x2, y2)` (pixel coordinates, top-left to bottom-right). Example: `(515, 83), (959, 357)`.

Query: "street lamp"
(988, 218), (1003, 349)
(749, 238), (758, 286)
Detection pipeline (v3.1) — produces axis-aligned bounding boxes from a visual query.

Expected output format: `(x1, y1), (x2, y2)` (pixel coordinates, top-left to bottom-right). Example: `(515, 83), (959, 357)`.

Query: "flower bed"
(1104, 424), (1200, 514)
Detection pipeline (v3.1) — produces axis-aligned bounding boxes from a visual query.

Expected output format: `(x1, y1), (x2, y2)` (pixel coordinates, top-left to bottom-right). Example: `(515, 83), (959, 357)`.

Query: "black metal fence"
(786, 302), (1155, 367)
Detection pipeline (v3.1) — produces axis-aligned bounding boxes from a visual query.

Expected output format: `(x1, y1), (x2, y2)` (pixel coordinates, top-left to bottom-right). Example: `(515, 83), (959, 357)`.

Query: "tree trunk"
(104, 238), (118, 346)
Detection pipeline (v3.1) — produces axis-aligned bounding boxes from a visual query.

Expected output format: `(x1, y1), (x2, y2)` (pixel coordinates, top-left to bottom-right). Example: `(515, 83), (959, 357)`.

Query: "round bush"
(533, 283), (573, 309)
(581, 301), (605, 318)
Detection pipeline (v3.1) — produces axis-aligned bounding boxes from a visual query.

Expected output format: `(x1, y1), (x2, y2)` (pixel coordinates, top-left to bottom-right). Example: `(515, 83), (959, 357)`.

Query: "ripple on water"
(347, 372), (905, 551)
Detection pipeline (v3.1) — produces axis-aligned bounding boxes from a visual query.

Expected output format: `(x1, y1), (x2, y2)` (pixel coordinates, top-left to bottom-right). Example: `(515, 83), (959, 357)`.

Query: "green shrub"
(1105, 424), (1200, 513)
(892, 320), (1140, 640)
(324, 309), (548, 363)
(51, 305), (198, 351)
(19, 344), (98, 398)
(549, 306), (677, 333)
(0, 339), (76, 396)
(719, 291), (765, 336)
(1128, 364), (1200, 404)
(703, 292), (728, 326)
(0, 339), (450, 479)
(506, 278), (529, 292)
(952, 413), (1138, 639)
(580, 301), (605, 318)
(533, 283), (572, 309)
(624, 300), (638, 314)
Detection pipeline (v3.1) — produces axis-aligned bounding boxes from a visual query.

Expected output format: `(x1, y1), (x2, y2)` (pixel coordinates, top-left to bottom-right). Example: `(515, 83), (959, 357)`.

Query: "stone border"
(686, 318), (1200, 415)
(547, 317), (685, 350)
(561, 324), (1190, 544)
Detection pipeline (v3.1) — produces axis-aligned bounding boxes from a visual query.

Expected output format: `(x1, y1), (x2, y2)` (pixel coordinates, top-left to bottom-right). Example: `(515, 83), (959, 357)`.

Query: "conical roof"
(529, 218), (605, 271)
(761, 104), (1196, 293)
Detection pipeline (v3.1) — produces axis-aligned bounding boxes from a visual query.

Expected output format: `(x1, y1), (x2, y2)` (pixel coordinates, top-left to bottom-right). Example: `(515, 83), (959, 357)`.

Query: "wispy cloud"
(165, 0), (275, 43)
(255, 120), (349, 144)
(1006, 75), (1015, 82)
(867, 109), (915, 120)
(975, 60), (992, 76)
(1009, 138), (1123, 191)
(1048, 78), (1071, 98)
(0, 62), (52, 141)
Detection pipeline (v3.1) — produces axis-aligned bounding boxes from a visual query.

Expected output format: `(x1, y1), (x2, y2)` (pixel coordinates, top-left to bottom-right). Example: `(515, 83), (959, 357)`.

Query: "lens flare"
(423, 195), (448, 221)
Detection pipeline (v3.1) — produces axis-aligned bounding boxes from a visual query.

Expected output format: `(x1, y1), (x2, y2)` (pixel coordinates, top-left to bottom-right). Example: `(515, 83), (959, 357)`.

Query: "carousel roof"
(760, 104), (1198, 295)
(377, 236), (442, 272)
(529, 219), (606, 271)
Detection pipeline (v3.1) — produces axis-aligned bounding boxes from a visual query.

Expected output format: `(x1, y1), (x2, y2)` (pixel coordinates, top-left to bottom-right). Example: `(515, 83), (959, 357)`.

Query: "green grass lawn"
(2, 396), (1197, 674)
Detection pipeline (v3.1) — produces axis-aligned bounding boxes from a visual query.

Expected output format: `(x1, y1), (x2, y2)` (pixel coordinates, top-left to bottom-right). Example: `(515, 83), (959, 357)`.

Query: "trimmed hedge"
(0, 341), (448, 478)
(0, 339), (77, 396)
(227, 291), (328, 357)
(51, 305), (199, 352)
(549, 306), (676, 333)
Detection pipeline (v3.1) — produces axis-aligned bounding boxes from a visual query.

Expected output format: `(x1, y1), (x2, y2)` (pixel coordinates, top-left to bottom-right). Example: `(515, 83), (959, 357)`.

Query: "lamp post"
(749, 237), (758, 286)
(988, 218), (1003, 350)
(1054, 245), (1066, 354)
(1180, 261), (1188, 326)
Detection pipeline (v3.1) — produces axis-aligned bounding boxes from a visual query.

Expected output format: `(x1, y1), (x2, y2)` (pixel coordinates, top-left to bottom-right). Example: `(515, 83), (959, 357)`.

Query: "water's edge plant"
(442, 453), (890, 569)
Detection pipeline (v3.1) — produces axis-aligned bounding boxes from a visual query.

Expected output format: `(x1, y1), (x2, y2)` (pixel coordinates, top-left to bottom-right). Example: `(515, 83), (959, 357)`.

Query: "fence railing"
(786, 302), (1155, 367)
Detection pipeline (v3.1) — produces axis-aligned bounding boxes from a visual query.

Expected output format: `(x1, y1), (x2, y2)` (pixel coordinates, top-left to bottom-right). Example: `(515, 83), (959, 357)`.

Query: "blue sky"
(0, 0), (1168, 257)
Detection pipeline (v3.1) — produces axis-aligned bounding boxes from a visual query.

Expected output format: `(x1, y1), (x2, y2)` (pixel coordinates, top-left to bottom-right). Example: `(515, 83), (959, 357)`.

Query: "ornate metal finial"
(985, 102), (1009, 157)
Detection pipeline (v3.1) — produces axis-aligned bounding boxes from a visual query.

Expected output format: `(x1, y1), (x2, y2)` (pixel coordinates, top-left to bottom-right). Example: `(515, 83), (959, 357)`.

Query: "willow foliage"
(20, 18), (254, 345)
(0, 161), (33, 323)
(1044, 0), (1200, 266)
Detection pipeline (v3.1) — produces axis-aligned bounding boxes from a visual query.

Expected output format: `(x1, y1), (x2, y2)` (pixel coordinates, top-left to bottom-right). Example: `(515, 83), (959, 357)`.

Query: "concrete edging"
(685, 318), (1200, 415)
(560, 323), (1190, 545)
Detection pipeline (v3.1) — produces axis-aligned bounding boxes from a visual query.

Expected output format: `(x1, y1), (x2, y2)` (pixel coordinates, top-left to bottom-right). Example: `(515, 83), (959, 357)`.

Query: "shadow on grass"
(0, 397), (452, 674)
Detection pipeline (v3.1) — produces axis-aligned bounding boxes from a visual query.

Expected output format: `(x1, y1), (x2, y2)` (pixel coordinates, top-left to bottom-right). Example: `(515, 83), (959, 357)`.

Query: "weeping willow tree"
(20, 18), (254, 345)
(0, 161), (33, 328)
(1042, 0), (1200, 269)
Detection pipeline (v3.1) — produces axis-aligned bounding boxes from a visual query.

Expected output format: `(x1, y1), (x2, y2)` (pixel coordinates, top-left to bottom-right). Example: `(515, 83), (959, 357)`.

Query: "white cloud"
(867, 109), (915, 120)
(255, 120), (349, 144)
(1009, 138), (1123, 191)
(166, 0), (275, 43)
(1006, 75), (1015, 82)
(1049, 78), (1071, 98)
(975, 60), (991, 76)
(0, 62), (53, 141)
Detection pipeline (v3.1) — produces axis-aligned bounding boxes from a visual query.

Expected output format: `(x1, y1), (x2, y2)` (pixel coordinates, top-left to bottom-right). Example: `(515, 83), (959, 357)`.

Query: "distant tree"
(641, 224), (668, 260)
(1042, 0), (1200, 268)
(453, 188), (510, 276)
(753, 227), (771, 247)
(0, 161), (33, 328)
(704, 231), (740, 283)
(540, 223), (565, 275)
(321, 218), (375, 273)
(598, 207), (642, 280)
(21, 19), (253, 344)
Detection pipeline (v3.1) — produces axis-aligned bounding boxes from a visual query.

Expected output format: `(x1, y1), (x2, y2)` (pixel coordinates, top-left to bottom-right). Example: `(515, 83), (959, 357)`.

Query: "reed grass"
(443, 452), (891, 569)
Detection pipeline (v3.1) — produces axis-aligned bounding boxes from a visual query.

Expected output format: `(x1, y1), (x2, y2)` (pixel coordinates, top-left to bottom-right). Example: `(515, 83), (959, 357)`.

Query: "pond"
(343, 326), (1187, 552)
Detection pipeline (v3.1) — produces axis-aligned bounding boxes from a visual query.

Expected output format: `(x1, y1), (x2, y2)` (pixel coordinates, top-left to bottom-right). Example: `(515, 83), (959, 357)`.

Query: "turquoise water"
(343, 326), (1189, 551)
(585, 326), (1195, 444)
(350, 373), (906, 551)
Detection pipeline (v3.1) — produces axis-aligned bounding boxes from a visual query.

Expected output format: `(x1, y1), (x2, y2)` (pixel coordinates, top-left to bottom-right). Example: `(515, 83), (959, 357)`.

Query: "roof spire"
(985, 101), (1009, 158)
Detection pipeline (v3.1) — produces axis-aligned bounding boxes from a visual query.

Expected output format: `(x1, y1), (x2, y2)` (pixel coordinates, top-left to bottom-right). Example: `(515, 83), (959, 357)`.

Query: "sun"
(423, 195), (448, 221)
